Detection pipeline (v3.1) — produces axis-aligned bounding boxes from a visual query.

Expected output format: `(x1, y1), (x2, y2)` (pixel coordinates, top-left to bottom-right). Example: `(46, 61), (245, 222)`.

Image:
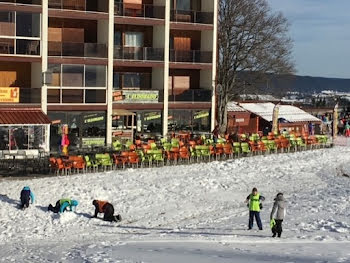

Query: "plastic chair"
(84, 155), (98, 172)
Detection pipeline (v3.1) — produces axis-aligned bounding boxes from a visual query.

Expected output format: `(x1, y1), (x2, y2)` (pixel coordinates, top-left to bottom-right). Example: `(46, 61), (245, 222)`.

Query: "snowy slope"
(0, 144), (350, 263)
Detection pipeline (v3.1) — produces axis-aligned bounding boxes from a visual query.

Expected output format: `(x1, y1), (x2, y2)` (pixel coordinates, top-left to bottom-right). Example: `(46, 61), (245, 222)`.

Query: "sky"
(268, 0), (350, 79)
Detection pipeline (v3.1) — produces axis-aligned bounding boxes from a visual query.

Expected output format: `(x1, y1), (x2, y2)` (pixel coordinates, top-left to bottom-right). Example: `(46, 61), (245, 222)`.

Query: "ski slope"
(0, 144), (350, 263)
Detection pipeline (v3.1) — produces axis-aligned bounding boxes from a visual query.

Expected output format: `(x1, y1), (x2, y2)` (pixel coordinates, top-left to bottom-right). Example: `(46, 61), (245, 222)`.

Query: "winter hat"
(252, 187), (258, 192)
(277, 192), (283, 197)
(71, 200), (79, 206)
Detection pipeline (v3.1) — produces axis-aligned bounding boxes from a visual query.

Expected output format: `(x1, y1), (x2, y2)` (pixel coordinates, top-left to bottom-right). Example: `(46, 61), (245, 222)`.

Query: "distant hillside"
(270, 75), (350, 95)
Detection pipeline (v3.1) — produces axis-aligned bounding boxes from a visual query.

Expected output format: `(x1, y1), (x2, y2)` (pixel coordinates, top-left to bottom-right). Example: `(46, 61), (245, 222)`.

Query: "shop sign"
(84, 114), (105, 124)
(236, 118), (244, 123)
(114, 90), (159, 103)
(82, 137), (105, 146)
(193, 111), (209, 120)
(145, 112), (161, 121)
(0, 87), (19, 103)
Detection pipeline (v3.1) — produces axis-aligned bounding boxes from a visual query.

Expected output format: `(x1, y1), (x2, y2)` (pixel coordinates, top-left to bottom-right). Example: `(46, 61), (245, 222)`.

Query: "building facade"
(0, 0), (218, 150)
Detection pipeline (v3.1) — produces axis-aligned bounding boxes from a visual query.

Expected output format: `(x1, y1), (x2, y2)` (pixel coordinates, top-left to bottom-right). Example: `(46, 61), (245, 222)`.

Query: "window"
(0, 126), (9, 150)
(47, 89), (60, 103)
(142, 111), (162, 133)
(113, 72), (120, 89)
(16, 12), (40, 37)
(124, 73), (141, 89)
(125, 32), (143, 47)
(62, 89), (83, 103)
(114, 31), (122, 46)
(85, 65), (106, 87)
(176, 0), (191, 10)
(85, 90), (106, 103)
(48, 64), (61, 86)
(0, 11), (15, 36)
(62, 65), (84, 87)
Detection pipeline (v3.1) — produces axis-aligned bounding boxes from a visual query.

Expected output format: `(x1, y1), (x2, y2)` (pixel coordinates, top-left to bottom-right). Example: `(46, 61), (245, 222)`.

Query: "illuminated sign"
(145, 112), (161, 121)
(82, 138), (105, 146)
(0, 87), (19, 103)
(194, 111), (209, 120)
(84, 114), (105, 124)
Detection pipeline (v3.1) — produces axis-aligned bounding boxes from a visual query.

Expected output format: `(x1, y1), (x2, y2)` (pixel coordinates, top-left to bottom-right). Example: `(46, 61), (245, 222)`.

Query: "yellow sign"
(0, 87), (19, 103)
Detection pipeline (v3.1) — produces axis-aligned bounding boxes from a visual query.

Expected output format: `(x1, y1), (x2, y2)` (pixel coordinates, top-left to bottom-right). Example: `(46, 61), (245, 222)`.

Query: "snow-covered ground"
(1, 143), (350, 263)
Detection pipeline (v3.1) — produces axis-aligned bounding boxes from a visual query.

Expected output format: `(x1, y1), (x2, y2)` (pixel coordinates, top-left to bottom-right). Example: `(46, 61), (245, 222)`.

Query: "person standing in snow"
(20, 186), (35, 209)
(92, 200), (122, 222)
(48, 198), (78, 213)
(245, 187), (265, 230)
(270, 192), (286, 238)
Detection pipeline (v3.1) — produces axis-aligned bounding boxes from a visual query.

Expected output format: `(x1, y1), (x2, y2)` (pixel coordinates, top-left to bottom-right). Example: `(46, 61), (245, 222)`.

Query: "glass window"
(113, 72), (120, 89)
(48, 64), (61, 86)
(0, 38), (14, 54)
(0, 126), (9, 150)
(16, 12), (40, 37)
(0, 11), (15, 36)
(193, 110), (210, 132)
(169, 110), (192, 132)
(85, 90), (106, 103)
(142, 111), (162, 133)
(85, 65), (106, 87)
(67, 113), (81, 149)
(114, 31), (122, 46)
(176, 0), (191, 10)
(82, 112), (106, 137)
(16, 39), (40, 55)
(124, 73), (141, 89)
(125, 32), (144, 47)
(62, 65), (84, 87)
(11, 127), (28, 150)
(47, 89), (60, 103)
(62, 89), (83, 103)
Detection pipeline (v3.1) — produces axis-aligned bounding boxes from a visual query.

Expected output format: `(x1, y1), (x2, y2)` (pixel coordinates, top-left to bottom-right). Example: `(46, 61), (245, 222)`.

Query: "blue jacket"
(21, 186), (35, 204)
(59, 199), (79, 213)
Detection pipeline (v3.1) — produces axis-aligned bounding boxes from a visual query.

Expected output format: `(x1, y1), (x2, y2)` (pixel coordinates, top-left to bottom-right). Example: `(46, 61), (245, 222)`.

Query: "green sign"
(84, 115), (105, 124)
(82, 138), (105, 146)
(194, 111), (209, 120)
(115, 90), (159, 103)
(145, 112), (161, 121)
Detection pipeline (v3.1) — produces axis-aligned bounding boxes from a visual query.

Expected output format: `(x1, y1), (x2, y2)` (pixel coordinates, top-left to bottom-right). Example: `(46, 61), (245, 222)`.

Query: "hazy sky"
(268, 0), (350, 79)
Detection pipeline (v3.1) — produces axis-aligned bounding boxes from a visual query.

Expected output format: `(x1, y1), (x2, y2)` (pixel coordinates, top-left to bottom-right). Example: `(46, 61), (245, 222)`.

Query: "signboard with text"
(0, 87), (19, 103)
(113, 90), (159, 103)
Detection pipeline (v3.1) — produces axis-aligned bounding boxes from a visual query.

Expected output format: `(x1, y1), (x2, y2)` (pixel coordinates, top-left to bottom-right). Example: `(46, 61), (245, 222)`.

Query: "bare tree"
(218, 0), (295, 132)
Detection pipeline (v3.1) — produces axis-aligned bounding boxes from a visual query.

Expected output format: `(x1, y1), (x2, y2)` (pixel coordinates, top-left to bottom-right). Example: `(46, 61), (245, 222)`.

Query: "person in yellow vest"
(245, 187), (265, 230)
(48, 198), (78, 213)
(92, 200), (122, 222)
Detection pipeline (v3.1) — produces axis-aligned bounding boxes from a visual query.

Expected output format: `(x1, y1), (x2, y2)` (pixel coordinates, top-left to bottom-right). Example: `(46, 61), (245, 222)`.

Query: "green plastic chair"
(296, 137), (306, 150)
(289, 138), (297, 151)
(84, 155), (98, 172)
(233, 142), (241, 156)
(150, 142), (158, 150)
(148, 149), (164, 166)
(112, 140), (122, 151)
(163, 142), (172, 151)
(95, 153), (113, 171)
(171, 138), (180, 148)
(267, 140), (277, 152)
(241, 142), (251, 155)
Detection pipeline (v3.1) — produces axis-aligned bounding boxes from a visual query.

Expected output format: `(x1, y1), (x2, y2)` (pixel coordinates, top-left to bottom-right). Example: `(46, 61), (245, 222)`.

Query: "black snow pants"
(103, 203), (116, 222)
(272, 219), (283, 237)
(48, 201), (61, 213)
(20, 190), (30, 208)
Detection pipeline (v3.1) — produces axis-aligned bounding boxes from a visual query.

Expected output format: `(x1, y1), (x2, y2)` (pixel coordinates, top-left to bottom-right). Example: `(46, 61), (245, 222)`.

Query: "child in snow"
(245, 187), (265, 230)
(92, 200), (122, 222)
(20, 186), (35, 209)
(48, 198), (78, 213)
(270, 192), (286, 238)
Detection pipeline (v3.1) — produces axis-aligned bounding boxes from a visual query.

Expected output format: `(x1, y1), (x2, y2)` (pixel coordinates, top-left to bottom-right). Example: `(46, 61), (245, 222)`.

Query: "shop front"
(168, 109), (211, 134)
(48, 111), (106, 151)
(0, 108), (50, 154)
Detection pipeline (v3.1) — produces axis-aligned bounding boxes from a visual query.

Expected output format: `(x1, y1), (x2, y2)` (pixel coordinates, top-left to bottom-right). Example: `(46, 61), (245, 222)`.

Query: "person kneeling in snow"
(20, 186), (35, 209)
(48, 198), (78, 213)
(92, 200), (122, 222)
(270, 192), (286, 238)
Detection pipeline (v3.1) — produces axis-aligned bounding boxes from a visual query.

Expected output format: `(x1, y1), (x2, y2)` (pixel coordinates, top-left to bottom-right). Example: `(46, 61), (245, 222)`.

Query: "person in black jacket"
(92, 200), (122, 222)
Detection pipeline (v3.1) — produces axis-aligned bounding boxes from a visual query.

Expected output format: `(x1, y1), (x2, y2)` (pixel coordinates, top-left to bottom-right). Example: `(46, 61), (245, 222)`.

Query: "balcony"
(0, 87), (41, 104)
(169, 89), (212, 102)
(170, 50), (212, 64)
(48, 42), (107, 58)
(114, 3), (165, 19)
(171, 9), (213, 24)
(48, 0), (108, 12)
(0, 0), (41, 5)
(0, 38), (40, 56)
(114, 46), (164, 61)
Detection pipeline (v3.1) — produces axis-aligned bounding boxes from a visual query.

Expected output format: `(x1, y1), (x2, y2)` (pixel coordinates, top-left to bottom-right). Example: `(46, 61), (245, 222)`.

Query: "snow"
(240, 102), (322, 123)
(1, 144), (350, 262)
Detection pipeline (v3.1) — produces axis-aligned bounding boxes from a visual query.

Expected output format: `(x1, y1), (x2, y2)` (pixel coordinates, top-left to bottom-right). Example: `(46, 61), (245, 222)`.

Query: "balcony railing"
(114, 46), (164, 61)
(0, 38), (40, 56)
(0, 87), (41, 103)
(48, 42), (107, 58)
(170, 9), (213, 24)
(48, 0), (108, 12)
(0, 0), (41, 5)
(170, 50), (212, 64)
(0, 22), (15, 36)
(114, 3), (165, 19)
(169, 89), (212, 102)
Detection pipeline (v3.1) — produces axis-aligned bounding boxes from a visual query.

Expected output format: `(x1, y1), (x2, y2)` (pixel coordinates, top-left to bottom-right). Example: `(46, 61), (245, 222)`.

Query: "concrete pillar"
(211, 0), (218, 131)
(106, 0), (114, 145)
(41, 0), (48, 113)
(163, 0), (170, 137)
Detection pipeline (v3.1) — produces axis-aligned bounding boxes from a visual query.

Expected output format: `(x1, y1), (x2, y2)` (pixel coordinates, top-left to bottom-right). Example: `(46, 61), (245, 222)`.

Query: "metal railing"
(48, 0), (108, 12)
(114, 46), (164, 61)
(0, 38), (40, 56)
(169, 89), (212, 102)
(170, 50), (212, 64)
(114, 3), (165, 19)
(170, 9), (213, 24)
(0, 0), (41, 5)
(48, 42), (107, 58)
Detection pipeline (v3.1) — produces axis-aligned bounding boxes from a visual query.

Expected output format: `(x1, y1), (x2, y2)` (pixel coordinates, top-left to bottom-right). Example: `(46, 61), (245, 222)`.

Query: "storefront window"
(0, 126), (9, 150)
(142, 111), (162, 133)
(193, 110), (210, 132)
(82, 113), (106, 137)
(168, 109), (211, 133)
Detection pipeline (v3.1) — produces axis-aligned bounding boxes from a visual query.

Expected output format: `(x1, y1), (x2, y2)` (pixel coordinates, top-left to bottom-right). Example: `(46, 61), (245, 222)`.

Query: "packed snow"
(0, 143), (350, 263)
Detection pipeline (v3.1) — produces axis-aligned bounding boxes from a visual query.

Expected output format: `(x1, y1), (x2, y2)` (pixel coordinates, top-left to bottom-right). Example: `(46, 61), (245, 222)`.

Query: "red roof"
(0, 108), (51, 125)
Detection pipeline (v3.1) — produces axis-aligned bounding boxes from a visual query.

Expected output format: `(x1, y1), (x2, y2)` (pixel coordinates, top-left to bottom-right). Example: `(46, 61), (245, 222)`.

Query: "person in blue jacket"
(20, 186), (35, 209)
(48, 198), (78, 213)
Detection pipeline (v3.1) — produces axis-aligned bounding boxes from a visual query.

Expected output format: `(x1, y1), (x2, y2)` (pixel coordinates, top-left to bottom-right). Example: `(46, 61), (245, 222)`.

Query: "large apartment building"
(0, 0), (218, 151)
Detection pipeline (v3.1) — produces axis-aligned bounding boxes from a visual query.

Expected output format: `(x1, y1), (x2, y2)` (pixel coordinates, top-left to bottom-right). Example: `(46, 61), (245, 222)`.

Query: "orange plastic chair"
(248, 141), (259, 154)
(257, 141), (267, 153)
(179, 146), (190, 163)
(223, 143), (233, 158)
(56, 158), (72, 175)
(128, 151), (139, 167)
